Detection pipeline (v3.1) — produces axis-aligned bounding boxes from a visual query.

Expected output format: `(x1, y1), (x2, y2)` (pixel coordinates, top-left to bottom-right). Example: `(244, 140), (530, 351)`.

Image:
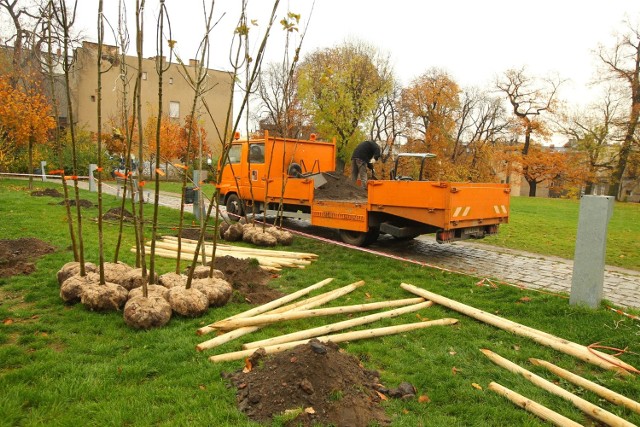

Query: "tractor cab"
(390, 153), (437, 181)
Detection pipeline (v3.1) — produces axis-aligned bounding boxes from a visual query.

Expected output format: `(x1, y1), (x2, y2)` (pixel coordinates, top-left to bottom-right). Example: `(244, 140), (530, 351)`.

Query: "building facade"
(70, 41), (233, 157)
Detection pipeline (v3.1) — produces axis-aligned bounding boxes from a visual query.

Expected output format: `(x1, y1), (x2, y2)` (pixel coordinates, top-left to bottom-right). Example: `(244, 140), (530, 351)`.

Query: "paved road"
(75, 180), (640, 309)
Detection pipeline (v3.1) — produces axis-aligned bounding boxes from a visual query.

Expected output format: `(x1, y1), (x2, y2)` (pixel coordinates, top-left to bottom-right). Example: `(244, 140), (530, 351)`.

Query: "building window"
(169, 101), (180, 119)
(142, 72), (147, 80)
(90, 95), (96, 102)
(169, 77), (174, 84)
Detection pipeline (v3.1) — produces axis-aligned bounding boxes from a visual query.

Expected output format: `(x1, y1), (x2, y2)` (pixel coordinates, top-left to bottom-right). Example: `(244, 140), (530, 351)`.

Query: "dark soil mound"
(0, 238), (56, 277)
(314, 172), (367, 201)
(211, 256), (283, 305)
(31, 188), (63, 197)
(102, 207), (134, 222)
(224, 340), (390, 427)
(58, 199), (93, 208)
(178, 227), (215, 241)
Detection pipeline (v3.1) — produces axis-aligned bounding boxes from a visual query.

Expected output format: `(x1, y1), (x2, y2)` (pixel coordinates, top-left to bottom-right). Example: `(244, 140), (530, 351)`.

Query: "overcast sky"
(75, 0), (640, 111)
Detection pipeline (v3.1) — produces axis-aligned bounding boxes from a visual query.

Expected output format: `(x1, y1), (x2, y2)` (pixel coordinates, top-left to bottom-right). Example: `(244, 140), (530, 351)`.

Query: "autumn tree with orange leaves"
(0, 75), (55, 188)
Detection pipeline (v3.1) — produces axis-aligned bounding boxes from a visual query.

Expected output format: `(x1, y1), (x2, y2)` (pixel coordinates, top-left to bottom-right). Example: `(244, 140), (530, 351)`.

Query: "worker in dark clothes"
(351, 140), (381, 187)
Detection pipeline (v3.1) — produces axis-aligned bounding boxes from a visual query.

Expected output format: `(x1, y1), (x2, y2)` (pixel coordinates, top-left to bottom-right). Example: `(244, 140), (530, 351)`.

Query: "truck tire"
(225, 194), (244, 218)
(338, 227), (379, 247)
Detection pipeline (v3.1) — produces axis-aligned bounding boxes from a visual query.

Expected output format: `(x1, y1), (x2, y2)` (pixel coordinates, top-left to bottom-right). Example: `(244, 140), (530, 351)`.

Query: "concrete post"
(570, 195), (615, 308)
(40, 161), (47, 182)
(88, 164), (98, 192)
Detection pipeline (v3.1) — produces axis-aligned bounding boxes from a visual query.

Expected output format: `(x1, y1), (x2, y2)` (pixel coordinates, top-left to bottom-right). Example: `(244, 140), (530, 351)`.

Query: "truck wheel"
(225, 194), (244, 218)
(339, 227), (379, 247)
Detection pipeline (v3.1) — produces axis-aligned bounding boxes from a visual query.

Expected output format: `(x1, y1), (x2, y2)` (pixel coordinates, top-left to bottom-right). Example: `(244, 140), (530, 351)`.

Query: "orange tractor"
(216, 132), (510, 246)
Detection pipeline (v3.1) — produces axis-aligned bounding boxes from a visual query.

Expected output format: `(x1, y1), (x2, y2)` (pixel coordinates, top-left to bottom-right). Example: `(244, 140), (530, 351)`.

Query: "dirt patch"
(31, 188), (63, 197)
(102, 207), (134, 222)
(178, 227), (215, 241)
(58, 199), (93, 208)
(211, 256), (283, 305)
(0, 238), (56, 277)
(224, 340), (390, 426)
(314, 172), (368, 201)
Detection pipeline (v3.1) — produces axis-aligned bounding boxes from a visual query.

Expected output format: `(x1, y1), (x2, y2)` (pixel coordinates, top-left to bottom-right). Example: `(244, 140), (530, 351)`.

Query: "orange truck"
(217, 132), (510, 246)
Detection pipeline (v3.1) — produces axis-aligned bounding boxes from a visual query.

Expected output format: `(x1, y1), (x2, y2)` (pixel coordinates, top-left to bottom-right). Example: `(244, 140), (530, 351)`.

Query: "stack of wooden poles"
(195, 278), (457, 363)
(138, 236), (318, 271)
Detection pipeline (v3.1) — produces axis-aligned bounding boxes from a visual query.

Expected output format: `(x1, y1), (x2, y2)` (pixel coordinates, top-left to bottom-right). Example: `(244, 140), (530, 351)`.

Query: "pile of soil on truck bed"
(313, 172), (367, 201)
(0, 238), (56, 277)
(224, 340), (390, 427)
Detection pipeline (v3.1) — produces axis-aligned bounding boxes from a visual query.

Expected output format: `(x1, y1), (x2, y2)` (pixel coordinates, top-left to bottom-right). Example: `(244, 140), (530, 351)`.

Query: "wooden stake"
(401, 283), (636, 375)
(196, 278), (334, 335)
(213, 297), (426, 330)
(209, 318), (458, 363)
(488, 382), (582, 427)
(160, 235), (318, 259)
(481, 349), (635, 427)
(244, 300), (433, 349)
(195, 280), (366, 351)
(530, 358), (640, 415)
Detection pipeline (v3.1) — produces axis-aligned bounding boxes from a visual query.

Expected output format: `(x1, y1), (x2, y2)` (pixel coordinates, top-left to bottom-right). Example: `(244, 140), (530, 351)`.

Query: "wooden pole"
(160, 235), (318, 259)
(209, 318), (459, 363)
(530, 358), (640, 415)
(244, 300), (433, 349)
(196, 278), (334, 335)
(196, 280), (366, 351)
(401, 283), (636, 376)
(481, 349), (635, 427)
(213, 298), (426, 330)
(488, 382), (582, 427)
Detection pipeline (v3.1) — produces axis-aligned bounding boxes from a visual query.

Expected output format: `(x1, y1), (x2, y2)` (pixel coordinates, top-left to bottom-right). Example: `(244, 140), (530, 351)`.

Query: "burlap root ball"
(218, 222), (231, 239)
(60, 272), (100, 303)
(128, 284), (170, 301)
(103, 262), (133, 285)
(167, 286), (209, 317)
(252, 230), (278, 247)
(121, 268), (159, 291)
(185, 265), (225, 280)
(223, 222), (244, 241)
(80, 282), (129, 311)
(192, 277), (233, 307)
(265, 227), (294, 245)
(123, 296), (172, 329)
(242, 225), (259, 243)
(158, 272), (187, 288)
(57, 261), (98, 286)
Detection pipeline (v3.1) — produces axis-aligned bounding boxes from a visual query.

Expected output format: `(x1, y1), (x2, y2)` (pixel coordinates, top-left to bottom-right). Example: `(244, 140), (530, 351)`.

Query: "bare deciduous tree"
(596, 19), (640, 200)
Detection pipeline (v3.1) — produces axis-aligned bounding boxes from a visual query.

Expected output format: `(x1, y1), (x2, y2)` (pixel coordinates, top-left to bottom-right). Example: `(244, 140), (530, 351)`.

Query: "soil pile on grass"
(30, 188), (63, 197)
(0, 238), (56, 277)
(224, 340), (390, 426)
(178, 227), (215, 241)
(314, 172), (367, 201)
(102, 207), (134, 222)
(211, 255), (283, 305)
(58, 199), (93, 208)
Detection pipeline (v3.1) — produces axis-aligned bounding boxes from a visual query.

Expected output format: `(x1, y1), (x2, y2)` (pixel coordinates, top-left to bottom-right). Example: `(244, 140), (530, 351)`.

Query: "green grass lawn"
(1, 179), (639, 426)
(482, 196), (640, 271)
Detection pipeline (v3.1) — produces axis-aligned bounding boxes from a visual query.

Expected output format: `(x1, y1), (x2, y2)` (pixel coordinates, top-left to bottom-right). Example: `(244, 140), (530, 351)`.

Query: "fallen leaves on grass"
(471, 383), (483, 390)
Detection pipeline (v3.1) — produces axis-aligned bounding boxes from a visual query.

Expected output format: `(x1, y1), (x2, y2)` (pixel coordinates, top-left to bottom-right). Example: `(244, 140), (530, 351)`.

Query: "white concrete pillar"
(570, 195), (615, 308)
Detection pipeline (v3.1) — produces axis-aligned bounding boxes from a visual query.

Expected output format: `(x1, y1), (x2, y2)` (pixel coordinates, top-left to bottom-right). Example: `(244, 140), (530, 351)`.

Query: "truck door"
(243, 142), (266, 198)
